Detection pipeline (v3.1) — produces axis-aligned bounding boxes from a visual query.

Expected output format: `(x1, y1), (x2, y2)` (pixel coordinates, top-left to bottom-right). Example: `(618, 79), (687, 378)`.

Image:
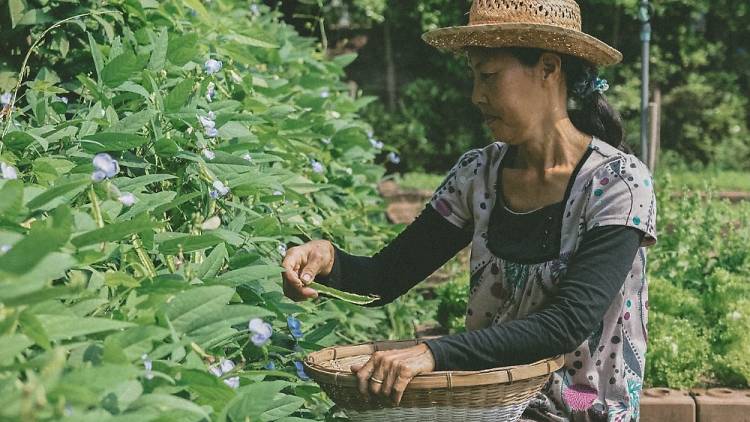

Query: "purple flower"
(91, 153), (119, 182)
(201, 149), (216, 160)
(248, 317), (273, 346)
(118, 192), (137, 207)
(224, 376), (240, 389)
(204, 59), (223, 75)
(370, 138), (384, 149)
(320, 89), (330, 98)
(209, 180), (229, 199)
(250, 3), (260, 15)
(277, 243), (287, 257)
(1, 162), (18, 180)
(0, 92), (11, 106)
(141, 353), (154, 380)
(265, 361), (276, 370)
(287, 315), (303, 340)
(198, 114), (214, 128)
(209, 358), (240, 389)
(387, 152), (401, 164)
(294, 360), (310, 381)
(206, 127), (218, 138)
(206, 82), (216, 102)
(310, 159), (324, 174)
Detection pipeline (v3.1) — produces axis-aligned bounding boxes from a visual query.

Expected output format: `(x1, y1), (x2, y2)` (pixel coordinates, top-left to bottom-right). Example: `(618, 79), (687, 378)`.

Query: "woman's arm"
(315, 203), (473, 307)
(421, 225), (645, 371)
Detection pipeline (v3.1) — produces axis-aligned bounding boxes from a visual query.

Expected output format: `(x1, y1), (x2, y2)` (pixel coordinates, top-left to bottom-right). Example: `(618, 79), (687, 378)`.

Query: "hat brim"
(422, 23), (622, 67)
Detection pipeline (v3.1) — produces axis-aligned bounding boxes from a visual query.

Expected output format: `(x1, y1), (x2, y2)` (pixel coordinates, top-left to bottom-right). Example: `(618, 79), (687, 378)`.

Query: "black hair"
(467, 47), (631, 154)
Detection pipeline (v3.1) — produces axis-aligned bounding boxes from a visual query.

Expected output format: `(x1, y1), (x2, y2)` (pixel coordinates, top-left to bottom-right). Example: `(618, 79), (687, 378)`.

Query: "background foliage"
(282, 0), (750, 172)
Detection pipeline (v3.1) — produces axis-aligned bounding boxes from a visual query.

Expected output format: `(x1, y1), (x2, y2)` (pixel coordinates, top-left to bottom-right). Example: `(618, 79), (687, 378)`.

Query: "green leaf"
(114, 174), (176, 191)
(19, 311), (51, 350)
(210, 265), (283, 287)
(303, 319), (338, 344)
(102, 50), (140, 88)
(162, 285), (235, 334)
(129, 394), (211, 420)
(2, 131), (36, 150)
(179, 369), (235, 412)
(25, 174), (90, 211)
(104, 272), (141, 288)
(71, 215), (156, 248)
(9, 0), (25, 29)
(221, 381), (291, 421)
(260, 396), (305, 421)
(164, 78), (195, 113)
(36, 315), (136, 341)
(0, 206), (72, 275)
(225, 33), (279, 49)
(110, 109), (157, 133)
(189, 304), (274, 344)
(106, 325), (170, 361)
(81, 132), (150, 153)
(332, 52), (358, 68)
(117, 191), (176, 221)
(158, 234), (223, 255)
(194, 243), (227, 280)
(0, 180), (24, 219)
(0, 334), (33, 364)
(183, 0), (210, 21)
(149, 27), (168, 71)
(167, 33), (199, 66)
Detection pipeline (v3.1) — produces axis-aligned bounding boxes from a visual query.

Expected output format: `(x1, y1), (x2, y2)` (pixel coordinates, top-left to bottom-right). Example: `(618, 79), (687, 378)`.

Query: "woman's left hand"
(350, 343), (436, 406)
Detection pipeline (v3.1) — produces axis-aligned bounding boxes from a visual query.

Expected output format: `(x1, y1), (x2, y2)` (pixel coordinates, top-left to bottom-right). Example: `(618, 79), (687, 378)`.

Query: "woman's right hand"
(281, 239), (335, 301)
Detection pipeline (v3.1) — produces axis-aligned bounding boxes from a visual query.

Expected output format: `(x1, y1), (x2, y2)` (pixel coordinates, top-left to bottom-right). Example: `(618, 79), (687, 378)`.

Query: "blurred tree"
(276, 0), (750, 172)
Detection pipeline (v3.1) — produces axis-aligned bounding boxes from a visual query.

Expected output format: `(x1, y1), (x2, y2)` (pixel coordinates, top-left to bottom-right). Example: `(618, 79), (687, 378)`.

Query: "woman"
(282, 1), (657, 420)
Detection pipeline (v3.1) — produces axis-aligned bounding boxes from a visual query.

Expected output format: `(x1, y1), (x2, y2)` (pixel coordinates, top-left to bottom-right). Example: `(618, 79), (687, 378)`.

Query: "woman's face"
(467, 47), (559, 143)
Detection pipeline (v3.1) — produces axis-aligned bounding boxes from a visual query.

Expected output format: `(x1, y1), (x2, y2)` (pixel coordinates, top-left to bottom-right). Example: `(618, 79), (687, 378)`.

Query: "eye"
(479, 72), (496, 80)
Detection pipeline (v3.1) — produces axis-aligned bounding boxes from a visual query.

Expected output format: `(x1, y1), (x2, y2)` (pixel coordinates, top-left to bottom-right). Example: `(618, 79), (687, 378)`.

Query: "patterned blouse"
(429, 136), (657, 422)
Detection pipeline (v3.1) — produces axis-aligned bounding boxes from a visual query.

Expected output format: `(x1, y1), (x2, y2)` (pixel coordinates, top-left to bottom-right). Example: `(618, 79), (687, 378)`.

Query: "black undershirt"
(314, 147), (645, 371)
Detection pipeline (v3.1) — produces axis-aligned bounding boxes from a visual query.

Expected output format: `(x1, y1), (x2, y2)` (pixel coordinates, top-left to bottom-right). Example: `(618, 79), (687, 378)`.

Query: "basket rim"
(303, 337), (565, 390)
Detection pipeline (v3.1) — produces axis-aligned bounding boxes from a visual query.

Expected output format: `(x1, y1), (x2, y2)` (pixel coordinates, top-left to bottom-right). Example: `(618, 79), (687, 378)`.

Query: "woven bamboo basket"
(303, 337), (565, 422)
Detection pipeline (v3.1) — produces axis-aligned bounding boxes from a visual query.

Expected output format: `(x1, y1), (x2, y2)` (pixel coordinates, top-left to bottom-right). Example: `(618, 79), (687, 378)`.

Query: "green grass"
(657, 169), (750, 192)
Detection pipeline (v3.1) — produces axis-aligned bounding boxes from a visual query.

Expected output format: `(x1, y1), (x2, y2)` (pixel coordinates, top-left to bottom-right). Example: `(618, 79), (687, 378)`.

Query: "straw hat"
(422, 0), (622, 67)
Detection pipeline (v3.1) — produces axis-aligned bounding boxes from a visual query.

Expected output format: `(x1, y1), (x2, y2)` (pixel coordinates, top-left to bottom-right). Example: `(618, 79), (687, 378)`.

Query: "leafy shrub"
(435, 277), (468, 334)
(0, 1), (422, 420)
(644, 313), (711, 389)
(645, 172), (750, 388)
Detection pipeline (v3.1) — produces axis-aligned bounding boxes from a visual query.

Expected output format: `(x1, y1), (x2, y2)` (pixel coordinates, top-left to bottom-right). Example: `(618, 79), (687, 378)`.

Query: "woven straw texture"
(303, 338), (564, 422)
(422, 0), (622, 66)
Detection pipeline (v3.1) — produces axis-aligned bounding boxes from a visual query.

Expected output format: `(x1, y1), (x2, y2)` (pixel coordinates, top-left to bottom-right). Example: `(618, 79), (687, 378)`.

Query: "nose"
(471, 79), (487, 107)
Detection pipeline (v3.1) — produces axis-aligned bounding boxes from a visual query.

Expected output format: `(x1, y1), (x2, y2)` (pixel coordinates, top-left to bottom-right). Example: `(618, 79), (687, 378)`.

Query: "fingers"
(391, 366), (414, 406)
(350, 349), (424, 406)
(281, 246), (318, 301)
(352, 357), (375, 397)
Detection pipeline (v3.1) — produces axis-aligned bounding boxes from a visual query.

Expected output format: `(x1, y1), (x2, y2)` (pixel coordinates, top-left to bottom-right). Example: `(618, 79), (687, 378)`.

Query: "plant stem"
(131, 234), (157, 278)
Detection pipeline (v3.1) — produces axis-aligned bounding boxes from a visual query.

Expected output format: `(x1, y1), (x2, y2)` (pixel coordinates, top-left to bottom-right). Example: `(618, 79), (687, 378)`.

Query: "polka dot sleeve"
(584, 155), (657, 247)
(429, 148), (483, 230)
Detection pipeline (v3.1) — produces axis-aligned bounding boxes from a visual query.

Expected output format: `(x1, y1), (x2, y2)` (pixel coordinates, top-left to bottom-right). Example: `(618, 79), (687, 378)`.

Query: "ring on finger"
(370, 375), (383, 384)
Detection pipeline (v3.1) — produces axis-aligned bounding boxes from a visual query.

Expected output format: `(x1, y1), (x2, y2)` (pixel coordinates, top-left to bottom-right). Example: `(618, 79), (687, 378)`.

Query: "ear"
(539, 52), (562, 81)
